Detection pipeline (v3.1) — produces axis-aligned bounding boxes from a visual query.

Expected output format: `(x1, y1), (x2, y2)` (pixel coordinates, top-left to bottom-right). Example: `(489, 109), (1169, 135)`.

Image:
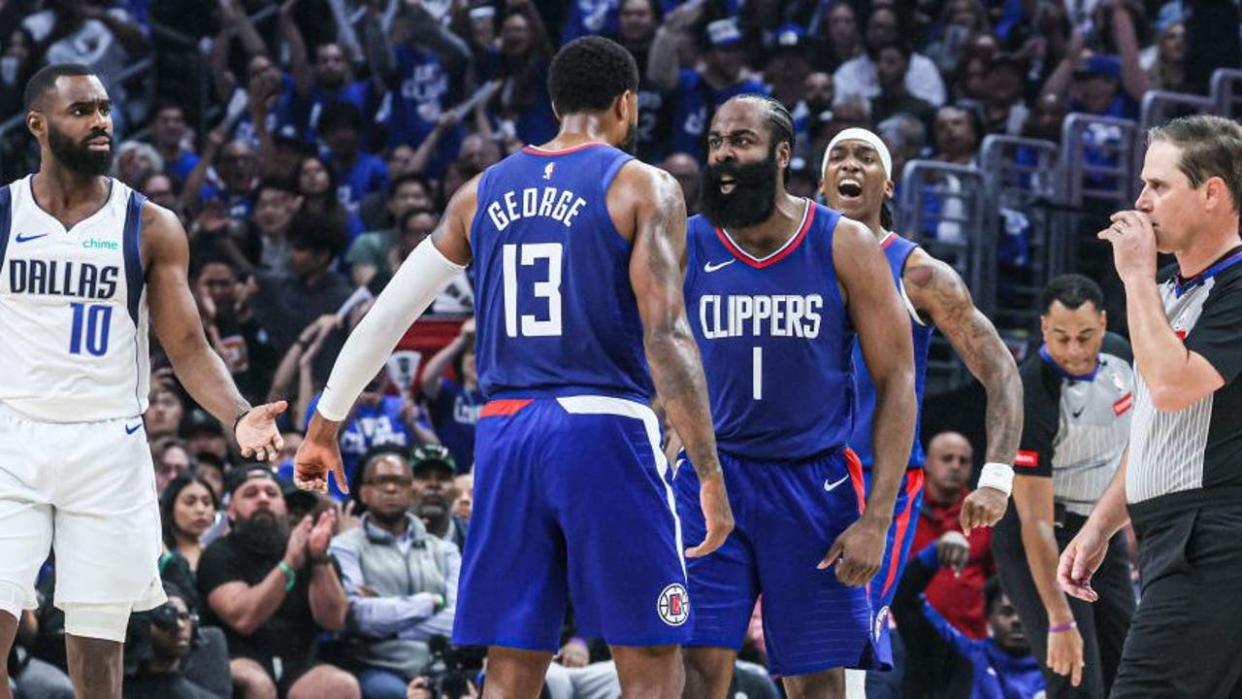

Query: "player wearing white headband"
(821, 127), (1023, 693)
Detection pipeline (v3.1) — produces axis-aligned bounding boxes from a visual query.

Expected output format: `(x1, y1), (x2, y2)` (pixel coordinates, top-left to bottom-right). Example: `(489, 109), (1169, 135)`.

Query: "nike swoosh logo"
(125, 422), (142, 435)
(1071, 408), (1084, 419)
(824, 475), (850, 492)
(704, 259), (736, 273)
(15, 232), (47, 243)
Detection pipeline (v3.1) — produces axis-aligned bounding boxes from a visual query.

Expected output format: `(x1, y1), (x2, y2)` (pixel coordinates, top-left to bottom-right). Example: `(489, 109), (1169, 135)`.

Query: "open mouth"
(719, 175), (736, 194)
(837, 179), (864, 200)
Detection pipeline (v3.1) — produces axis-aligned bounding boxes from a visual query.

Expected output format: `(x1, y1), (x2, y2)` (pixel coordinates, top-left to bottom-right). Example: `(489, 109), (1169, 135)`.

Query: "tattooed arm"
(904, 249), (1022, 528)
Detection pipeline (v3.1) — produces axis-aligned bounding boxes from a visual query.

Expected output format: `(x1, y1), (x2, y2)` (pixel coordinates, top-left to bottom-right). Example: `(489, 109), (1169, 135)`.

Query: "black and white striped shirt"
(1016, 334), (1134, 515)
(1128, 251), (1242, 514)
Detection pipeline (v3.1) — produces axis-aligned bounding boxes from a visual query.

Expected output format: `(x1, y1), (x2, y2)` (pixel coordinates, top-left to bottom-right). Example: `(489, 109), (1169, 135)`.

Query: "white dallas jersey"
(0, 175), (150, 422)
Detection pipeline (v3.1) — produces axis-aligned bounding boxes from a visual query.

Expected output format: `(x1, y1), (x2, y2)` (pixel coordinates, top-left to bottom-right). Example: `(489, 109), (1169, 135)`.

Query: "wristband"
(278, 561), (297, 592)
(1049, 621), (1078, 634)
(232, 408), (252, 434)
(310, 553), (333, 566)
(978, 462), (1014, 497)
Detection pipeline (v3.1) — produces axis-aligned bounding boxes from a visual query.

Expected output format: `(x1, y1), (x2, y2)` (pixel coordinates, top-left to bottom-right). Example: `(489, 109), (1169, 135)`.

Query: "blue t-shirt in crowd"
(327, 150), (389, 214)
(382, 42), (463, 177)
(165, 148), (199, 183)
(427, 378), (483, 471)
(301, 393), (417, 501)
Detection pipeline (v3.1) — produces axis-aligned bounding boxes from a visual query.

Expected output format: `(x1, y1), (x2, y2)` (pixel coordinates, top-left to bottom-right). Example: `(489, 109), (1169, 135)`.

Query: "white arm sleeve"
(316, 240), (466, 421)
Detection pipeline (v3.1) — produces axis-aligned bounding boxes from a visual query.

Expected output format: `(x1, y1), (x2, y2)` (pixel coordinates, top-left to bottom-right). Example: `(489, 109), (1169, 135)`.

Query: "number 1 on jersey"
(753, 346), (763, 400)
(503, 243), (563, 337)
(69, 303), (112, 356)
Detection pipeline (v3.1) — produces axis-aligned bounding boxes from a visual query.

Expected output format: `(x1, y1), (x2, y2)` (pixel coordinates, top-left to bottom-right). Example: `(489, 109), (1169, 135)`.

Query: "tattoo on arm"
(909, 259), (1022, 464)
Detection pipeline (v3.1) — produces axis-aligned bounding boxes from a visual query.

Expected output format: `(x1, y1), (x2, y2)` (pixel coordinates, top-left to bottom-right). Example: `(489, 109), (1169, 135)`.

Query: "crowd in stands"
(4, 0), (1239, 697)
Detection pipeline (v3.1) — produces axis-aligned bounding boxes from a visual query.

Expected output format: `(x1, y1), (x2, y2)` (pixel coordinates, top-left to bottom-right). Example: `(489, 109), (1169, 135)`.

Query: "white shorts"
(0, 402), (165, 619)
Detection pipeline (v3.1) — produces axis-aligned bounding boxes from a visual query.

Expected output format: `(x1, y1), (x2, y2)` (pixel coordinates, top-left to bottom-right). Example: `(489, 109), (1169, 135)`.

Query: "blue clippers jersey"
(470, 143), (652, 402)
(684, 202), (854, 461)
(850, 233), (934, 468)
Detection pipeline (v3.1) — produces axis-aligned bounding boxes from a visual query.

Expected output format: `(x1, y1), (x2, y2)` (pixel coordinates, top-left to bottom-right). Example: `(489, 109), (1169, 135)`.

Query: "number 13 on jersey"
(503, 243), (563, 337)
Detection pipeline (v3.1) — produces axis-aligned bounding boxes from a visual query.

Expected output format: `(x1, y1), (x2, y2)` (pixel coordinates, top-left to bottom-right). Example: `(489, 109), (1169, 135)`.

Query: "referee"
(1060, 114), (1242, 698)
(993, 275), (1134, 699)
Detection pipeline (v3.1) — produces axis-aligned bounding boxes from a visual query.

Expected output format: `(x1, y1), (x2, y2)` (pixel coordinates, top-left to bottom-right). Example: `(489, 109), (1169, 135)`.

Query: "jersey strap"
(0, 184), (11, 270)
(122, 191), (147, 326)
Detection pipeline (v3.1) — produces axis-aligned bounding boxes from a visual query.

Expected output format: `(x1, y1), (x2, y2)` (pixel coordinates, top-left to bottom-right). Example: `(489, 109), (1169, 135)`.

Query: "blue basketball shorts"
(452, 395), (689, 651)
(859, 466), (925, 669)
(673, 447), (887, 676)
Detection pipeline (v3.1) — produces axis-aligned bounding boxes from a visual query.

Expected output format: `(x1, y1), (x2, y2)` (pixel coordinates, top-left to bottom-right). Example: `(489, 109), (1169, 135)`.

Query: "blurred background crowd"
(2, 0), (1239, 697)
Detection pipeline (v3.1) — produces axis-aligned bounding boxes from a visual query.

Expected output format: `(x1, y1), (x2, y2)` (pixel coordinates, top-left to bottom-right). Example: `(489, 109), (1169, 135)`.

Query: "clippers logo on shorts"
(657, 583), (689, 626)
(873, 605), (890, 642)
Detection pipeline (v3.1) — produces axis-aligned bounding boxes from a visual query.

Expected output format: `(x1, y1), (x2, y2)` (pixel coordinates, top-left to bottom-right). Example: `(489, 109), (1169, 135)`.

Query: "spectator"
(194, 452), (228, 502)
(162, 474), (221, 573)
(7, 608), (75, 699)
(615, 0), (671, 163)
(913, 432), (997, 637)
(278, 1), (375, 142)
(420, 318), (482, 470)
(0, 26), (37, 121)
(153, 436), (195, 495)
(791, 70), (833, 163)
(834, 6), (946, 109)
(649, 15), (769, 160)
(348, 174), (437, 287)
(115, 140), (165, 190)
(250, 213), (353, 384)
(318, 101), (389, 216)
(196, 138), (261, 223)
(181, 410), (232, 465)
(933, 102), (982, 166)
(122, 584), (231, 699)
(193, 253), (280, 405)
(409, 445), (468, 551)
(148, 102), (200, 184)
(875, 113), (927, 188)
(241, 177), (301, 275)
(198, 467), (359, 699)
(301, 367), (438, 501)
(868, 40), (936, 130)
(924, 0), (992, 75)
(295, 155), (365, 241)
(329, 448), (459, 699)
(1020, 92), (1069, 145)
(452, 472), (473, 522)
(1143, 21), (1185, 92)
(764, 24), (812, 112)
(487, 2), (557, 147)
(982, 53), (1030, 136)
(659, 152), (701, 216)
(811, 1), (862, 73)
(140, 171), (180, 214)
(147, 381), (186, 440)
(368, 0), (472, 174)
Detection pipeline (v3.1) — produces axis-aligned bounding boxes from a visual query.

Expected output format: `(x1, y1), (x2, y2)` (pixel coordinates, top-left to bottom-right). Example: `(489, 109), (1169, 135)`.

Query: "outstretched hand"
(294, 413), (350, 494)
(235, 401), (287, 462)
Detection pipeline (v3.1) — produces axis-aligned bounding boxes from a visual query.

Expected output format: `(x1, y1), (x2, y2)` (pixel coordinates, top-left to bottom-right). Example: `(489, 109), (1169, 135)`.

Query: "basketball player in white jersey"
(0, 64), (285, 699)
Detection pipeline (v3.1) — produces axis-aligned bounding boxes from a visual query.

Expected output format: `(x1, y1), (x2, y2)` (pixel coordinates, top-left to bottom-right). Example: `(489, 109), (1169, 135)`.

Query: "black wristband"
(232, 408), (251, 433)
(310, 553), (333, 566)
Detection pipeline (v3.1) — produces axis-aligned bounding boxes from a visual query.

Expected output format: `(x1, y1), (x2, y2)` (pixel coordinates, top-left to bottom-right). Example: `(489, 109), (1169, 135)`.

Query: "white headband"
(823, 127), (893, 181)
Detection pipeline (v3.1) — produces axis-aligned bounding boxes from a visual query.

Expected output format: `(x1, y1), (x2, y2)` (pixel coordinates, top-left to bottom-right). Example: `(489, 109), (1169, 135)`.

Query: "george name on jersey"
(7, 259), (119, 300)
(486, 187), (588, 231)
(699, 294), (823, 339)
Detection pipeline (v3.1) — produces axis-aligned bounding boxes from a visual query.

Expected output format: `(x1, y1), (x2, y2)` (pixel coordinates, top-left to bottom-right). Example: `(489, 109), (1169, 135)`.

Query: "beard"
(48, 124), (112, 177)
(699, 148), (780, 229)
(622, 120), (638, 155)
(368, 506), (408, 529)
(231, 510), (289, 557)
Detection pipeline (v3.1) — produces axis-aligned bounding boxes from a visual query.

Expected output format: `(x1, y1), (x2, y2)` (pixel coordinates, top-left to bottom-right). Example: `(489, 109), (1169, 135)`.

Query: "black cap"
(224, 465), (283, 498)
(180, 409), (224, 437)
(411, 444), (457, 476)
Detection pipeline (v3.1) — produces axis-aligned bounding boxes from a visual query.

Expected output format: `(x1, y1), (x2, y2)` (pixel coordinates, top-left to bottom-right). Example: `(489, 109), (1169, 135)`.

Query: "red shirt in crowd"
(909, 486), (996, 639)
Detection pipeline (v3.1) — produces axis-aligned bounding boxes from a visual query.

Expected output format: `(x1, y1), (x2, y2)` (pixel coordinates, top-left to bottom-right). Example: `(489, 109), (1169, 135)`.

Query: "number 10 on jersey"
(503, 243), (563, 337)
(69, 302), (111, 356)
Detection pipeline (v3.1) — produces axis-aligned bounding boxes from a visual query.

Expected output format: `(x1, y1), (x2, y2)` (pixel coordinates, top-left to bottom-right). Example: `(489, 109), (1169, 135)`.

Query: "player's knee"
(61, 602), (131, 643)
(784, 668), (845, 699)
(288, 664), (360, 699)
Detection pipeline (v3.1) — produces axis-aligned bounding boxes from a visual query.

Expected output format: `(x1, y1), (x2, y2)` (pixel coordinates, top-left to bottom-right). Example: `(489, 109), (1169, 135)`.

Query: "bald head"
(925, 431), (973, 502)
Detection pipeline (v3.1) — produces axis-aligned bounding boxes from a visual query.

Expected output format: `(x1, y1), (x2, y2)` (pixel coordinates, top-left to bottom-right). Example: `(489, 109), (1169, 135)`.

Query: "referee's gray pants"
(992, 505), (1135, 699)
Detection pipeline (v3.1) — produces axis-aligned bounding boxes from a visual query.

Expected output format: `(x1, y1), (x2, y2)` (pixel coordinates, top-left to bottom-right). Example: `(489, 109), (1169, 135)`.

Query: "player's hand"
(1098, 211), (1158, 285)
(308, 507), (337, 557)
(1047, 624), (1085, 687)
(555, 639), (590, 668)
(1058, 525), (1109, 602)
(820, 515), (889, 586)
(284, 515), (313, 569)
(294, 413), (350, 494)
(936, 530), (970, 574)
(960, 486), (1008, 535)
(686, 471), (733, 558)
(236, 401), (287, 462)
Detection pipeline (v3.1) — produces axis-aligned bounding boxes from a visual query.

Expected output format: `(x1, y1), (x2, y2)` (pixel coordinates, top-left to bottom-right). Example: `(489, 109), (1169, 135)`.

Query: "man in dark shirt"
(250, 218), (353, 386)
(197, 468), (358, 699)
(192, 253), (279, 406)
